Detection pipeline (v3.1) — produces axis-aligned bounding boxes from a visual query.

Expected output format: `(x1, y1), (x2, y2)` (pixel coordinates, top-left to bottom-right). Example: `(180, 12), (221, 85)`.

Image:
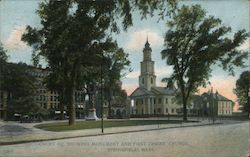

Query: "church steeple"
(139, 39), (156, 90)
(143, 36), (152, 61)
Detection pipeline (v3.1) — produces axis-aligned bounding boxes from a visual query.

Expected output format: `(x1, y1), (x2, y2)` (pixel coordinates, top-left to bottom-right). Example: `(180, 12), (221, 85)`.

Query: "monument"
(85, 82), (99, 120)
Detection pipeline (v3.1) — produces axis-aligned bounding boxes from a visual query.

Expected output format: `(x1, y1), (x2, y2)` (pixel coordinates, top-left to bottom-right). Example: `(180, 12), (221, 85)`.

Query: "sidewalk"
(0, 119), (222, 146)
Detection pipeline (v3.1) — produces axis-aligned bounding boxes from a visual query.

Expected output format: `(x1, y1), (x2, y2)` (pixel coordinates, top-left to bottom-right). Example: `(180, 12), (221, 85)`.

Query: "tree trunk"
(182, 96), (188, 121)
(108, 88), (112, 118)
(66, 85), (75, 125)
(59, 91), (64, 120)
(60, 103), (64, 120)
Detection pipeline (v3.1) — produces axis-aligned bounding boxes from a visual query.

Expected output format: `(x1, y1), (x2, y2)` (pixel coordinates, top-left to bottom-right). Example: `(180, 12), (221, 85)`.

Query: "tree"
(22, 0), (177, 125)
(0, 43), (8, 88)
(101, 46), (130, 117)
(0, 43), (8, 63)
(0, 63), (41, 119)
(234, 71), (250, 113)
(161, 5), (249, 121)
(1, 45), (41, 118)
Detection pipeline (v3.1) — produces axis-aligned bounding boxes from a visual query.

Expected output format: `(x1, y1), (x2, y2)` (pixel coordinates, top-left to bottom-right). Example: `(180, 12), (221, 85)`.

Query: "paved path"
(0, 121), (249, 157)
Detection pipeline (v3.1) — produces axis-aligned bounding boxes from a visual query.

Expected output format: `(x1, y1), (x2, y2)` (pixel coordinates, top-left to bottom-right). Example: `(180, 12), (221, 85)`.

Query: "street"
(0, 121), (249, 157)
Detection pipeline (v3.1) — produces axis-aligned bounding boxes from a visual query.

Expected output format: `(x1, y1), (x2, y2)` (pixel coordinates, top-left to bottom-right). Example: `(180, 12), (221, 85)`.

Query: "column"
(148, 98), (150, 114)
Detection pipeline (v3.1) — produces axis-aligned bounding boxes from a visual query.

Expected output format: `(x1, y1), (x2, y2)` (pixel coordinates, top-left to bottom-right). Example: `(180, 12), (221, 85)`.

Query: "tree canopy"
(161, 4), (249, 121)
(23, 0), (175, 125)
(234, 71), (250, 113)
(1, 62), (41, 118)
(0, 43), (8, 89)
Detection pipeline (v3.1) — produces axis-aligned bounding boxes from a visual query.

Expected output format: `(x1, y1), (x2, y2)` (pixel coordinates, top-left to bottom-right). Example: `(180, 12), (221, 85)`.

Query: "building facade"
(130, 40), (180, 116)
(201, 91), (233, 116)
(27, 65), (85, 118)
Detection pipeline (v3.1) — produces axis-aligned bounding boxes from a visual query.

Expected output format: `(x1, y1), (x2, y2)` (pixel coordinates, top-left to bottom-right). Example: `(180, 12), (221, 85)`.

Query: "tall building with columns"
(130, 40), (180, 115)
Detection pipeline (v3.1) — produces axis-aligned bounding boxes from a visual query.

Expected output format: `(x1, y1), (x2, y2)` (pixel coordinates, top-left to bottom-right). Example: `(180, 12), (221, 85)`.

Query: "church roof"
(201, 92), (232, 102)
(216, 94), (231, 101)
(130, 86), (176, 98)
(151, 87), (176, 95)
(130, 87), (155, 98)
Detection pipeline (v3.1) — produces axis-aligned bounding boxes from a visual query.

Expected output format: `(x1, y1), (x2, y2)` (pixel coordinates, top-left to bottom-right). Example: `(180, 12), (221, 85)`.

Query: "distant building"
(0, 64), (85, 119)
(217, 95), (233, 116)
(201, 91), (233, 116)
(28, 65), (85, 118)
(130, 40), (180, 115)
(95, 80), (130, 119)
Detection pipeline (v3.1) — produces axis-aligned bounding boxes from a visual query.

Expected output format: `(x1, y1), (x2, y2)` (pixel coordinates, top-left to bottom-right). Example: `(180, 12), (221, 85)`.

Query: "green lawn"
(35, 120), (189, 132)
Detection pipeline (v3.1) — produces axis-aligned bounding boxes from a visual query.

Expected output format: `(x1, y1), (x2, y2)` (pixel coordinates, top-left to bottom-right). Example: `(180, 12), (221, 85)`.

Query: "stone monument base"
(86, 108), (99, 121)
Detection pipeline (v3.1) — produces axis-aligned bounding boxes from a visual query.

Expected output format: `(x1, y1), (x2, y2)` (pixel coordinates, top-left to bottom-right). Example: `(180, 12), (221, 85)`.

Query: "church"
(130, 40), (180, 115)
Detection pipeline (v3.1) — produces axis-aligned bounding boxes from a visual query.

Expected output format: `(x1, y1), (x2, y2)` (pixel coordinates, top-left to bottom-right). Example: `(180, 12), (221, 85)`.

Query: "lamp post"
(203, 96), (208, 121)
(101, 63), (104, 133)
(202, 99), (204, 121)
(207, 82), (216, 124)
(248, 86), (250, 119)
(211, 91), (216, 124)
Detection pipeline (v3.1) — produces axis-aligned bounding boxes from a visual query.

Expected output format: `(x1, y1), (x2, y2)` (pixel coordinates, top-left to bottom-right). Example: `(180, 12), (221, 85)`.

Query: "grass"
(35, 120), (190, 132)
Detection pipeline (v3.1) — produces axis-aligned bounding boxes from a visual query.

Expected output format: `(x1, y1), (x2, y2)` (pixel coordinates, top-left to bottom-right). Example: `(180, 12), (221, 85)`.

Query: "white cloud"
(3, 26), (28, 50)
(125, 29), (164, 52)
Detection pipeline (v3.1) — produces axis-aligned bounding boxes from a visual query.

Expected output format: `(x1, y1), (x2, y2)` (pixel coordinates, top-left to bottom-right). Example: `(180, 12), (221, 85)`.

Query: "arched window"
(151, 77), (153, 84)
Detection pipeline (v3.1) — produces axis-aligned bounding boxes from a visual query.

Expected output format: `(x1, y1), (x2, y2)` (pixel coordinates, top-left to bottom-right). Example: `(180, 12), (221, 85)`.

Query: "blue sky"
(0, 0), (249, 110)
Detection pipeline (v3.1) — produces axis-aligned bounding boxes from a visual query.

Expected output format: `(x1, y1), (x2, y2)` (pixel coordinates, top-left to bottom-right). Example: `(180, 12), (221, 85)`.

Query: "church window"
(157, 108), (161, 114)
(43, 103), (47, 109)
(151, 77), (153, 84)
(142, 78), (144, 84)
(166, 98), (168, 104)
(158, 98), (162, 104)
(171, 98), (175, 103)
(171, 108), (174, 113)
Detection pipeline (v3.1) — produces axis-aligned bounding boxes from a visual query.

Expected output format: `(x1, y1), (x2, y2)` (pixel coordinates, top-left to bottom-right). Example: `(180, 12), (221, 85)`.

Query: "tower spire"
(145, 33), (150, 48)
(146, 32), (148, 43)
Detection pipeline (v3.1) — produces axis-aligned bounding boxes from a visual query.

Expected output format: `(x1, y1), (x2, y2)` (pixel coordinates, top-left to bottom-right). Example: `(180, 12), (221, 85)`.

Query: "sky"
(0, 0), (249, 111)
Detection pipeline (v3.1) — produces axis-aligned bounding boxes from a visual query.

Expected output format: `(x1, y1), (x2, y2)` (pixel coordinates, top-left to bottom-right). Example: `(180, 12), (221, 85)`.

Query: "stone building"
(28, 65), (85, 118)
(130, 40), (180, 115)
(201, 91), (233, 116)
